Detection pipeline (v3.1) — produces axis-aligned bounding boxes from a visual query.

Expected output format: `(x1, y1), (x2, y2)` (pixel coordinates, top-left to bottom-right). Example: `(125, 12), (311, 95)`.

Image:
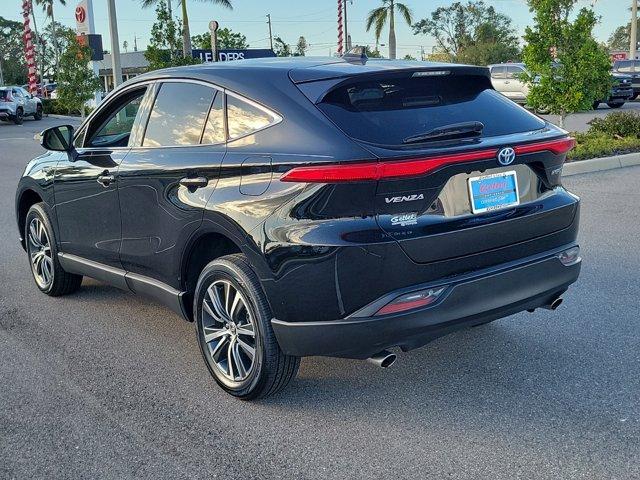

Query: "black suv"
(15, 57), (581, 399)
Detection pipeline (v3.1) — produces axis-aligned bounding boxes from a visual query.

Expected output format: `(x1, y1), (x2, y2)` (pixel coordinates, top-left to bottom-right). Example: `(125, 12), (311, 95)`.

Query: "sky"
(7, 0), (632, 59)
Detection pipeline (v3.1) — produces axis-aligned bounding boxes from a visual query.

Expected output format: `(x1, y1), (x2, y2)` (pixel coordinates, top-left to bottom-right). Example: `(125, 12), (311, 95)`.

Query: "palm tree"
(365, 0), (412, 60)
(141, 0), (232, 58)
(34, 0), (66, 73)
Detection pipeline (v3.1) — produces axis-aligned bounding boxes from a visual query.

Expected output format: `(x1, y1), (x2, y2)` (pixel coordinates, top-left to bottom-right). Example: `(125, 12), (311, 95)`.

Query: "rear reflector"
(280, 137), (575, 183)
(280, 149), (498, 183)
(375, 287), (446, 316)
(558, 246), (581, 266)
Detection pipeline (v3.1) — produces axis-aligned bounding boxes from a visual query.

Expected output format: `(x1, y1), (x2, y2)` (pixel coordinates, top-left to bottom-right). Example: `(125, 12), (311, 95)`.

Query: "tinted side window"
(201, 92), (225, 144)
(143, 82), (215, 147)
(88, 89), (146, 148)
(490, 66), (505, 79)
(227, 95), (274, 139)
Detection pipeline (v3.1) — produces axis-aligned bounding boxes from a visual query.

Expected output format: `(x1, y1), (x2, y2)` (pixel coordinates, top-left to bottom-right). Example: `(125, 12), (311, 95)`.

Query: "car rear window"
(316, 73), (545, 146)
(0, 90), (7, 99)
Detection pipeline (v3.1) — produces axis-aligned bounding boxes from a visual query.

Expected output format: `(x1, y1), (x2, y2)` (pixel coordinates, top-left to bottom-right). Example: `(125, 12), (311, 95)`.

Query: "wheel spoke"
(236, 323), (255, 337)
(232, 342), (247, 378)
(207, 285), (228, 321)
(209, 336), (228, 360)
(229, 290), (242, 321)
(224, 282), (232, 315)
(237, 337), (255, 361)
(203, 325), (227, 343)
(29, 222), (41, 248)
(227, 337), (236, 379)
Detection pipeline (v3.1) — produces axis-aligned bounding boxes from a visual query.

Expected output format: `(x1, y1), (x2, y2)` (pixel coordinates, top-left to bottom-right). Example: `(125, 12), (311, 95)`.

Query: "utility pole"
(107, 0), (123, 89)
(632, 0), (638, 61)
(267, 14), (273, 51)
(343, 0), (349, 51)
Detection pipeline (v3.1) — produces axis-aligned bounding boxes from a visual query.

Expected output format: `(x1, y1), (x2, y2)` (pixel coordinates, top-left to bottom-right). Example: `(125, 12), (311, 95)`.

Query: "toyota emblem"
(497, 147), (516, 166)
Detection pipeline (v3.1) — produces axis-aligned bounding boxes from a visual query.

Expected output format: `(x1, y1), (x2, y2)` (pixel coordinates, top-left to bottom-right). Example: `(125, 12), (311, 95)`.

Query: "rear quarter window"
(316, 73), (545, 146)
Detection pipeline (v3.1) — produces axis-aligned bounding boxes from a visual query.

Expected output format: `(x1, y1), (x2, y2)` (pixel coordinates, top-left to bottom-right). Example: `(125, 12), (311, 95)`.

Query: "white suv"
(488, 63), (529, 103)
(0, 86), (43, 125)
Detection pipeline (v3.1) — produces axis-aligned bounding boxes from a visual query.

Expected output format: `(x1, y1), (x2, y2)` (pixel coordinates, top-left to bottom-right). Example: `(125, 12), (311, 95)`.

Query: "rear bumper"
(272, 246), (581, 359)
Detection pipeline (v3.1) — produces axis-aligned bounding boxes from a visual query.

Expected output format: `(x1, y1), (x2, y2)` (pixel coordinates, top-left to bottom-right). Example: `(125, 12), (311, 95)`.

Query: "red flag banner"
(337, 0), (344, 56)
(22, 0), (38, 94)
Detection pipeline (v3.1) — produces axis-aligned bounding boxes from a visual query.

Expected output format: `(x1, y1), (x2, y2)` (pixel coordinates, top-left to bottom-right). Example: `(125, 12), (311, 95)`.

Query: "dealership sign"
(75, 0), (90, 34)
(192, 49), (276, 63)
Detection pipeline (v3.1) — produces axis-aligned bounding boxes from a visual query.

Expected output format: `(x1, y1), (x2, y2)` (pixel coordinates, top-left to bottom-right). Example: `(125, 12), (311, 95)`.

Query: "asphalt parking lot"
(1, 116), (639, 479)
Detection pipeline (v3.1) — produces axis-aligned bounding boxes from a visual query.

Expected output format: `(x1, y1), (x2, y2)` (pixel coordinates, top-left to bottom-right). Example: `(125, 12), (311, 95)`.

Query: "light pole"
(632, 0), (638, 61)
(107, 0), (123, 89)
(267, 14), (273, 51)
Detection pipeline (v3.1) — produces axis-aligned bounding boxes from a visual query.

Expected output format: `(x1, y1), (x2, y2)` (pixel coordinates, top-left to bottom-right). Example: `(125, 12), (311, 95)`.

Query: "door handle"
(179, 176), (208, 191)
(97, 172), (115, 187)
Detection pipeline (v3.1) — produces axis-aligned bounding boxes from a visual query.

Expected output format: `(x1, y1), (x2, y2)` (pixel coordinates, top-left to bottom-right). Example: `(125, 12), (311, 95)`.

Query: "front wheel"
(607, 102), (624, 109)
(25, 203), (83, 296)
(13, 108), (23, 125)
(34, 104), (43, 120)
(194, 254), (299, 400)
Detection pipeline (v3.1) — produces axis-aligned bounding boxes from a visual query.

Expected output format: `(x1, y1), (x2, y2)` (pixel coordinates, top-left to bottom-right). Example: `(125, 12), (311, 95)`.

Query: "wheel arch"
(16, 188), (44, 250)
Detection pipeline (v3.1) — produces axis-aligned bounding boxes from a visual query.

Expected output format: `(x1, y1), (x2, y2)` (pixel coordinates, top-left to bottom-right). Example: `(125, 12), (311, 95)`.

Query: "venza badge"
(497, 147), (516, 166)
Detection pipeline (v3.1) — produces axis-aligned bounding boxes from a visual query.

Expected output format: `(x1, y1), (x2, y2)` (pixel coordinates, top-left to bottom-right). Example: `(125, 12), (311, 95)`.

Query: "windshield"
(317, 73), (545, 146)
(614, 61), (640, 72)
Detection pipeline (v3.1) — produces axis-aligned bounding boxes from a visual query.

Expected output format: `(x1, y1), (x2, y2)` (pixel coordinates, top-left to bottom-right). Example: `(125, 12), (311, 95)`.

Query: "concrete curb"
(563, 152), (640, 176)
(45, 114), (82, 121)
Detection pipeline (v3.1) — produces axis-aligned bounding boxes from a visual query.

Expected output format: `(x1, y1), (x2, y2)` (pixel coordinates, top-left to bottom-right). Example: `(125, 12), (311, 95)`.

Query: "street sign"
(209, 20), (219, 32)
(192, 49), (276, 63)
(75, 0), (89, 34)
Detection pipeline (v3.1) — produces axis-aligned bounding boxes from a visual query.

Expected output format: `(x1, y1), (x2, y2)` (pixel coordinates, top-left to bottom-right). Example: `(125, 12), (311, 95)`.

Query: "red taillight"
(514, 137), (576, 155)
(280, 149), (498, 183)
(374, 287), (446, 316)
(280, 137), (575, 184)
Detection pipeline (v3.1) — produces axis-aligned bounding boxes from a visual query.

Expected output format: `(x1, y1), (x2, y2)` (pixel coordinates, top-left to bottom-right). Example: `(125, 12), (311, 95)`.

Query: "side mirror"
(41, 125), (74, 152)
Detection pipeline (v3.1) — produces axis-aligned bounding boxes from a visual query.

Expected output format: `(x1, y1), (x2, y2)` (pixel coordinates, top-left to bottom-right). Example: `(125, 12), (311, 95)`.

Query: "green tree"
(0, 16), (28, 85)
(364, 46), (383, 58)
(34, 0), (66, 72)
(412, 1), (520, 65)
(191, 27), (249, 50)
(522, 0), (611, 127)
(56, 31), (101, 116)
(607, 20), (639, 52)
(144, 0), (199, 71)
(295, 36), (308, 56)
(365, 0), (413, 60)
(403, 54), (416, 60)
(141, 0), (232, 57)
(273, 36), (291, 57)
(40, 21), (75, 80)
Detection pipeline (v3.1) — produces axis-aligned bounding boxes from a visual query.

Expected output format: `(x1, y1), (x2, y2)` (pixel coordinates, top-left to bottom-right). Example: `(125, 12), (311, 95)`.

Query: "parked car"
(16, 57), (581, 399)
(593, 73), (633, 109)
(612, 60), (640, 99)
(488, 63), (529, 103)
(0, 86), (43, 124)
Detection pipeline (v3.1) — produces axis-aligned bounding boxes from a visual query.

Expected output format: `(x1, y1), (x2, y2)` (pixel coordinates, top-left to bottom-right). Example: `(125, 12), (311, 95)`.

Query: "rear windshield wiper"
(403, 121), (484, 144)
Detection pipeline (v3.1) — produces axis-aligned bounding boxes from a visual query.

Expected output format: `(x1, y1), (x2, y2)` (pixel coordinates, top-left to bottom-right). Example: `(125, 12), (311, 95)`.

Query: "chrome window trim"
(73, 76), (283, 152)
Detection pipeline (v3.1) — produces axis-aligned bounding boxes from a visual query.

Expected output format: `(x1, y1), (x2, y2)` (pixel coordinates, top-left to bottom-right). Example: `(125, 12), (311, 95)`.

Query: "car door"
(117, 80), (226, 289)
(19, 88), (37, 114)
(11, 88), (28, 114)
(505, 65), (528, 99)
(53, 84), (150, 268)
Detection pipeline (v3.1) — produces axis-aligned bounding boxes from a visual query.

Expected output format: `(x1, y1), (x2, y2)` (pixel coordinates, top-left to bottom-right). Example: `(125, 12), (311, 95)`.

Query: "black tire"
(194, 254), (299, 400)
(34, 104), (43, 120)
(25, 203), (83, 296)
(14, 108), (23, 125)
(592, 101), (599, 110)
(632, 94), (638, 100)
(607, 102), (624, 109)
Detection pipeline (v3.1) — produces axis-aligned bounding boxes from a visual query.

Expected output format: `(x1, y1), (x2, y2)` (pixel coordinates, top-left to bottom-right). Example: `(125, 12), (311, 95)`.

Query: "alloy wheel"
(201, 279), (256, 382)
(27, 217), (53, 289)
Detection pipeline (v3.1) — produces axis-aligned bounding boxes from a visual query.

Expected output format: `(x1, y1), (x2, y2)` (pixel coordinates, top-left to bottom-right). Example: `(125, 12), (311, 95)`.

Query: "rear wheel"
(592, 101), (600, 110)
(632, 94), (639, 100)
(13, 108), (23, 125)
(34, 104), (43, 120)
(194, 254), (299, 400)
(25, 203), (83, 296)
(607, 102), (624, 109)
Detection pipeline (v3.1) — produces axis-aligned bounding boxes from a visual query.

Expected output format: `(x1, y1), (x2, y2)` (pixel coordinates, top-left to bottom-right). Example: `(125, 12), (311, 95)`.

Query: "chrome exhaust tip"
(367, 350), (397, 368)
(541, 297), (563, 311)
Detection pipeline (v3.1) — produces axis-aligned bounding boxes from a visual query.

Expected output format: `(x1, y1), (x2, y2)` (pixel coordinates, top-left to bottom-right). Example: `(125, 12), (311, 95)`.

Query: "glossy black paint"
(16, 57), (581, 359)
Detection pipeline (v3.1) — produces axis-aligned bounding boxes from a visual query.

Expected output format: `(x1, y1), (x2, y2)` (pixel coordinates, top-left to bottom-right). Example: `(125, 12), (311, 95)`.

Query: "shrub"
(588, 111), (640, 138)
(568, 131), (640, 161)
